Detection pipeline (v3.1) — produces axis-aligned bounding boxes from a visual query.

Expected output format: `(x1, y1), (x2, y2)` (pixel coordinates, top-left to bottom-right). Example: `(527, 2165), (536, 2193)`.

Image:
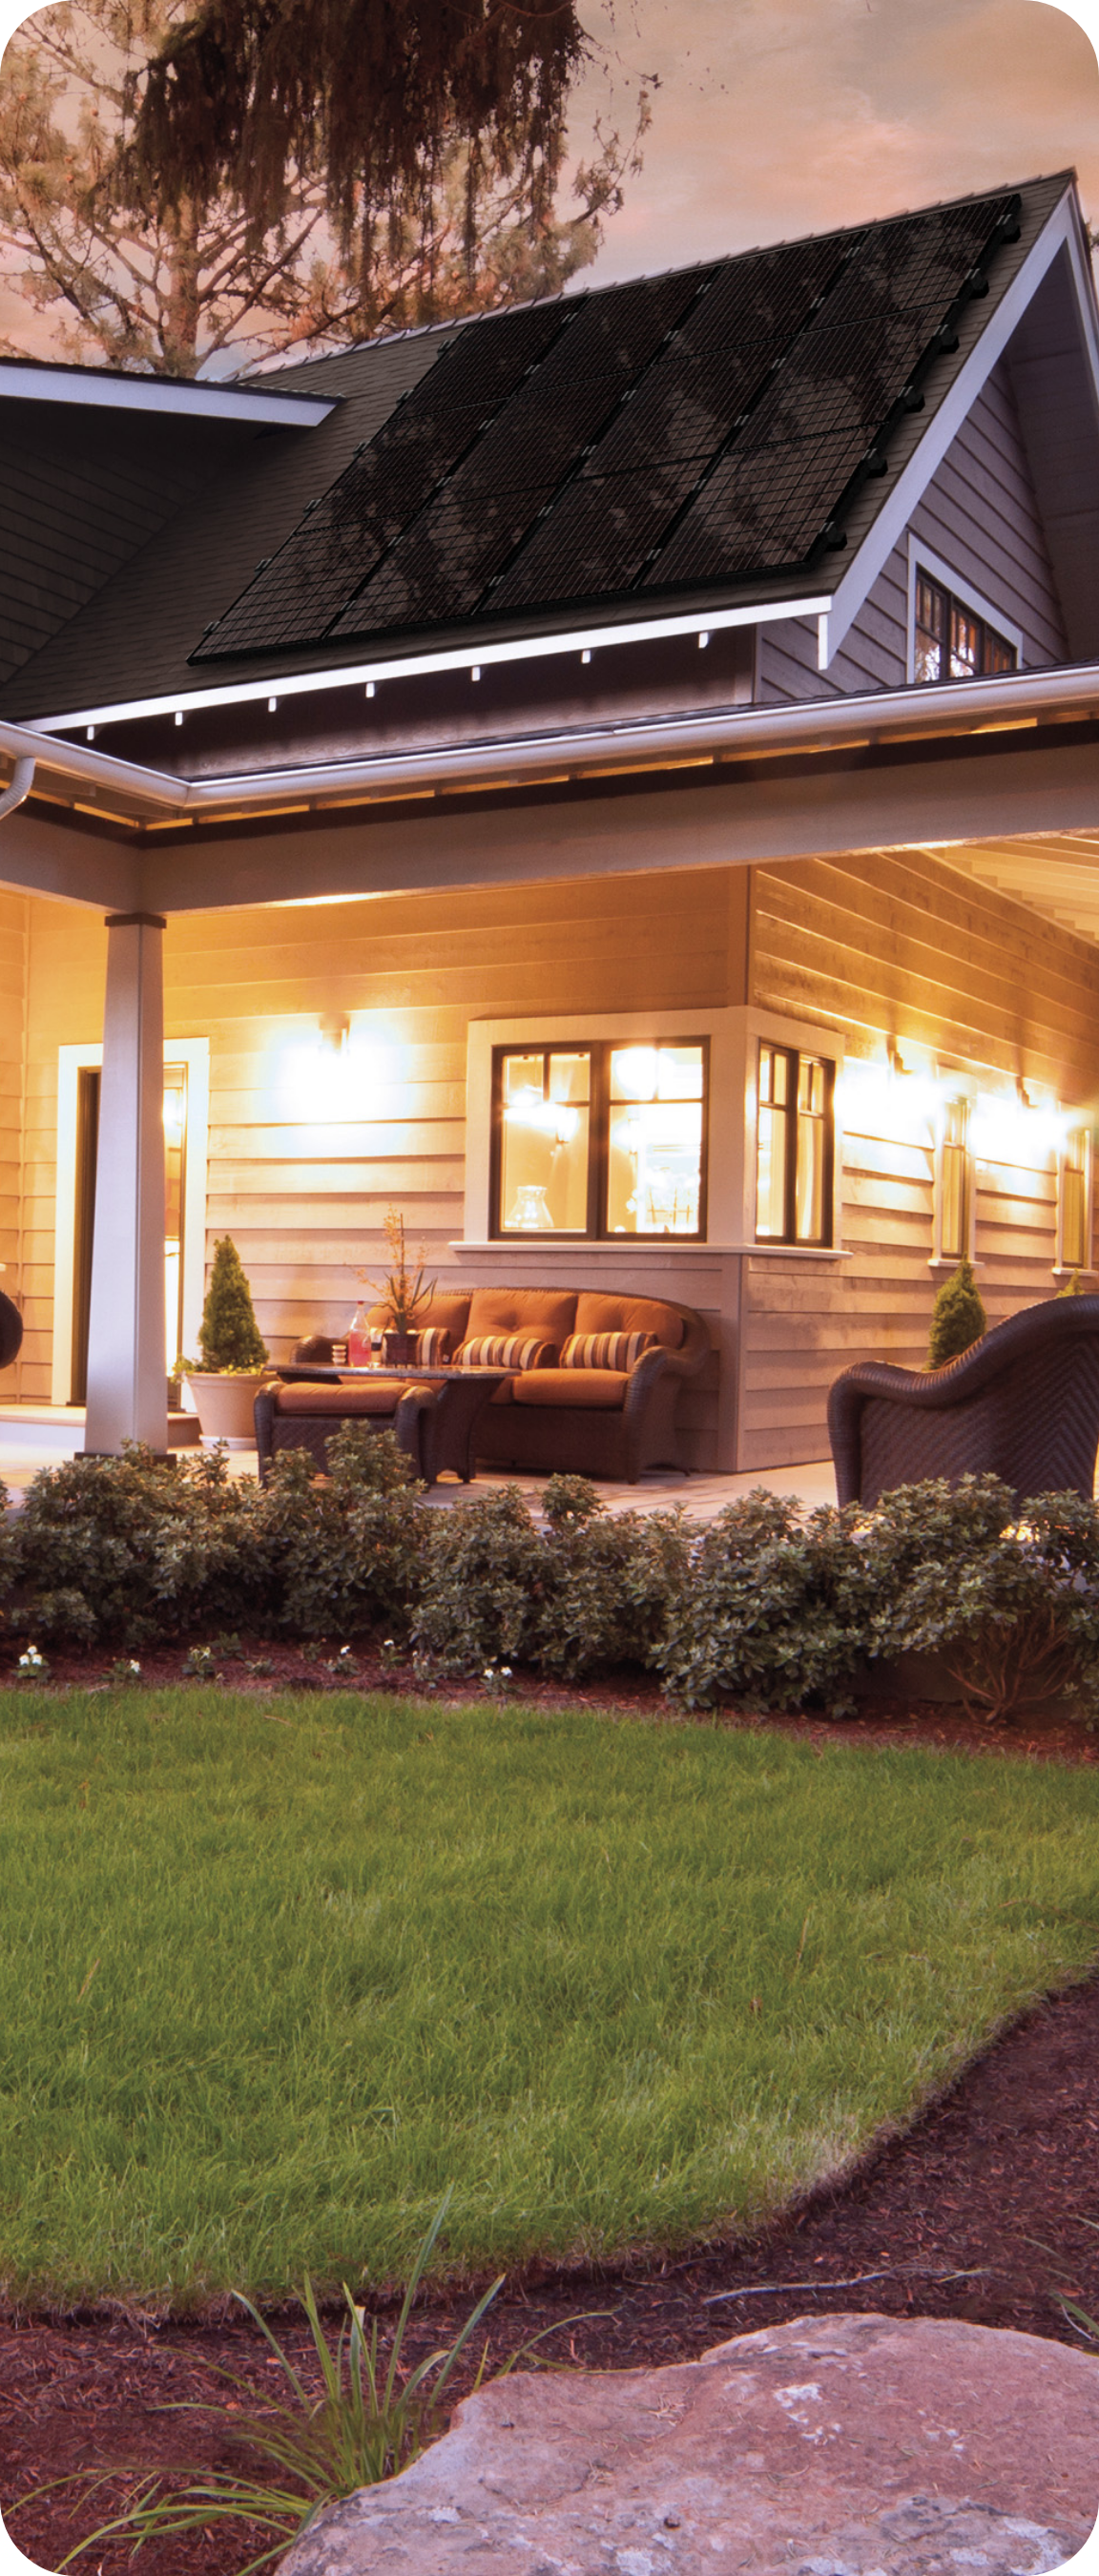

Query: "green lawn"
(1, 1685), (1097, 2310)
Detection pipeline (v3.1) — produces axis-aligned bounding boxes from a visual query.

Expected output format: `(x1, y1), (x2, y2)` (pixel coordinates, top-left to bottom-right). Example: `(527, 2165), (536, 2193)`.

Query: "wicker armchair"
(0, 1288), (22, 1372)
(828, 1295), (1099, 1508)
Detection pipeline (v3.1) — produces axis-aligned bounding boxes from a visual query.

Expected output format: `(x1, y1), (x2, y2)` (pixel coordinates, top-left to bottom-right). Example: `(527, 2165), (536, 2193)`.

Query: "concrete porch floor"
(0, 1404), (838, 1520)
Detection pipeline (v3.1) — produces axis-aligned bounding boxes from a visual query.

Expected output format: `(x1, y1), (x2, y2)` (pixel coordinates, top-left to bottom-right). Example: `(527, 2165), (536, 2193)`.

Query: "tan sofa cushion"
(511, 1367), (628, 1411)
(466, 1287), (576, 1352)
(276, 1380), (412, 1417)
(367, 1290), (471, 1342)
(573, 1291), (685, 1350)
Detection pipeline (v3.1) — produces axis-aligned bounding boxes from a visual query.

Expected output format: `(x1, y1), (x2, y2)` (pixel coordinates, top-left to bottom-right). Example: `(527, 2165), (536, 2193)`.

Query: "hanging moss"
(926, 1257), (986, 1370)
(197, 1236), (268, 1372)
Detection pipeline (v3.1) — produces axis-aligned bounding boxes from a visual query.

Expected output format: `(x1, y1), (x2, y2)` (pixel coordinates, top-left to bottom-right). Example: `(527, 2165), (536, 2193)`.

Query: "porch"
(0, 1401), (840, 1522)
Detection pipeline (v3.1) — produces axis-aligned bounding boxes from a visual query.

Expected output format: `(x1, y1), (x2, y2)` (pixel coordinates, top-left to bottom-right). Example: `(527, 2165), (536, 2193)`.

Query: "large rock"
(280, 2311), (1099, 2576)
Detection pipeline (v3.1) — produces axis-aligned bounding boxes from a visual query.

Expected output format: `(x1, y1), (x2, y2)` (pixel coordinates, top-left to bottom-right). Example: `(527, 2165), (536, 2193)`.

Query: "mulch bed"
(3, 1660), (1098, 2575)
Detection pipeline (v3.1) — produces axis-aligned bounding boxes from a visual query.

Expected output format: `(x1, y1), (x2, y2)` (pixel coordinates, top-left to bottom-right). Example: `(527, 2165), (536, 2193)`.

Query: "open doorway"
(54, 1041), (209, 1407)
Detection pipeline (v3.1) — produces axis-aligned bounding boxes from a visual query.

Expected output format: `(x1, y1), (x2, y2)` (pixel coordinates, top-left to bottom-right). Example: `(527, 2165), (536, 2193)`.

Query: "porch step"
(0, 1403), (201, 1460)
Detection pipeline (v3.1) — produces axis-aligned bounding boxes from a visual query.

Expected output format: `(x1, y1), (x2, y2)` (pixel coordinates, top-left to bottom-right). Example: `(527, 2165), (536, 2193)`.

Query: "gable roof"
(1, 169), (1086, 730)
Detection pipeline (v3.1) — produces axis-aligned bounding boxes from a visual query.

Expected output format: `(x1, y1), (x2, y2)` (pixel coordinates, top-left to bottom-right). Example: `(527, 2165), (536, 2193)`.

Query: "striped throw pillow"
(416, 1326), (452, 1364)
(457, 1334), (555, 1370)
(560, 1330), (658, 1371)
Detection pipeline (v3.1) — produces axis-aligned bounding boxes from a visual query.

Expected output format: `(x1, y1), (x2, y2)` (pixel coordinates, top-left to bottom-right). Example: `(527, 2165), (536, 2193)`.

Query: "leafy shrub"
(926, 1257), (986, 1367)
(9, 1446), (261, 1648)
(654, 1490), (873, 1714)
(863, 1474), (1099, 1724)
(251, 1425), (430, 1639)
(536, 1482), (689, 1680)
(411, 1485), (548, 1676)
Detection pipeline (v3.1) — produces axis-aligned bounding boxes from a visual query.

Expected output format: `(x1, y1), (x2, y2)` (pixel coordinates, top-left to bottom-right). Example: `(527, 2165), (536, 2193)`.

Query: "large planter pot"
(183, 1371), (266, 1449)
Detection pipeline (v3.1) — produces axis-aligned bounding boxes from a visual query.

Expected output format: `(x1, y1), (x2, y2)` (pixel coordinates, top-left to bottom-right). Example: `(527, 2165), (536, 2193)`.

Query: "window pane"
(949, 604), (981, 681)
(984, 628), (1017, 675)
(1063, 1129), (1089, 1270)
(656, 1045), (704, 1100)
(941, 1098), (968, 1260)
(756, 1043), (789, 1238)
(610, 1046), (660, 1102)
(608, 1098), (702, 1234)
(795, 1055), (828, 1241)
(499, 1049), (590, 1232)
(915, 576), (944, 683)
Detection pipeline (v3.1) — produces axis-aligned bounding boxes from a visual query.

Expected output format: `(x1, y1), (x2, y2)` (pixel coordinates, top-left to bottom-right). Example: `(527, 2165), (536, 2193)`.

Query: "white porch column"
(84, 911), (168, 1456)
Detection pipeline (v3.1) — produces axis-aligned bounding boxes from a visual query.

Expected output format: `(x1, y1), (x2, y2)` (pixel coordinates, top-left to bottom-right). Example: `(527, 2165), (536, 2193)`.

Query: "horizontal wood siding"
(742, 845), (1099, 1466)
(19, 869), (744, 1462)
(758, 357), (1068, 704)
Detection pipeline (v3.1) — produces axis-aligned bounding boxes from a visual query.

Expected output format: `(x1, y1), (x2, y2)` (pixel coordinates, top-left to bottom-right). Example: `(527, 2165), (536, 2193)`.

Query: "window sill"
(928, 1257), (985, 1274)
(452, 1240), (853, 1259)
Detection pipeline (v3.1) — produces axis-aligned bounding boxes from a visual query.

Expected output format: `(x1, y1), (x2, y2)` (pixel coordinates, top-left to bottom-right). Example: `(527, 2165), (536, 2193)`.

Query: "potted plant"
(357, 1208), (435, 1366)
(181, 1235), (270, 1446)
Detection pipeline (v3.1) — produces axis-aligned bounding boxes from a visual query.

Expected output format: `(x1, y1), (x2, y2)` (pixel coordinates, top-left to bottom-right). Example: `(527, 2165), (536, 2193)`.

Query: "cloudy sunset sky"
(0, 0), (1097, 354)
(570, 0), (1099, 284)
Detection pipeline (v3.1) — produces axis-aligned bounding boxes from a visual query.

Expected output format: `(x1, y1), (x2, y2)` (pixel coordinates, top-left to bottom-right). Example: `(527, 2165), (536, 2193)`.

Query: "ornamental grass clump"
(654, 1490), (874, 1714)
(46, 2196), (512, 2575)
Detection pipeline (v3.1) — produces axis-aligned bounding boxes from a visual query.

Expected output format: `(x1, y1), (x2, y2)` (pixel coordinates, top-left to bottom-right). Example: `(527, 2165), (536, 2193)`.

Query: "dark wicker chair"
(0, 1288), (22, 1372)
(828, 1295), (1099, 1508)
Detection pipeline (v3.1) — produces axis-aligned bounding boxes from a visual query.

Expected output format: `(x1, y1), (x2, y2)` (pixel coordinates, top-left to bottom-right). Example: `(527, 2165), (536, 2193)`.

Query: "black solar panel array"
(194, 187), (1015, 662)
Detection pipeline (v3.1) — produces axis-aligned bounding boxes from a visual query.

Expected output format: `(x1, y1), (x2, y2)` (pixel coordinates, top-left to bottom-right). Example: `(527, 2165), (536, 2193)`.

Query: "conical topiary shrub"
(926, 1257), (986, 1370)
(197, 1235), (268, 1371)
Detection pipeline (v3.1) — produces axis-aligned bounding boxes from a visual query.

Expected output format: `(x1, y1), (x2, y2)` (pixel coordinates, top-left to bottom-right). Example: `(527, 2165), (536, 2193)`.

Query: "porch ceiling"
(930, 834), (1099, 944)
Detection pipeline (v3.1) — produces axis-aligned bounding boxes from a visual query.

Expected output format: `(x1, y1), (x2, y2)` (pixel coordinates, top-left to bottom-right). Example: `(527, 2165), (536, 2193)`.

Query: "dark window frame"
(754, 1040), (836, 1249)
(914, 571), (1018, 687)
(489, 1037), (710, 1242)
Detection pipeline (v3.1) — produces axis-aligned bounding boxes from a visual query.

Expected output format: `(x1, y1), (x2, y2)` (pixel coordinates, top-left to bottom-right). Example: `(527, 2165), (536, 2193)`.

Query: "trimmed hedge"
(2, 1444), (1098, 1725)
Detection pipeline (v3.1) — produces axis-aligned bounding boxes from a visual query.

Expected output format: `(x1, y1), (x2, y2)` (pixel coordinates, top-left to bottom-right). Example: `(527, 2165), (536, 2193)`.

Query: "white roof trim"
(0, 363), (335, 426)
(29, 593), (833, 736)
(819, 183), (1092, 672)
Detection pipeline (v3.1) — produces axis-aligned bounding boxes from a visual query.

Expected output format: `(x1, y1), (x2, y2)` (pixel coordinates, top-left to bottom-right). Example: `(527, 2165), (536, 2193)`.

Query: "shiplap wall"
(759, 356), (1069, 703)
(16, 869), (743, 1448)
(0, 893), (27, 1393)
(741, 845), (1099, 1468)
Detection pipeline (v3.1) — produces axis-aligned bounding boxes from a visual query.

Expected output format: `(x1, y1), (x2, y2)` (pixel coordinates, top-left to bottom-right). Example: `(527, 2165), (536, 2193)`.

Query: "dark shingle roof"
(193, 178), (1046, 666)
(0, 171), (1073, 721)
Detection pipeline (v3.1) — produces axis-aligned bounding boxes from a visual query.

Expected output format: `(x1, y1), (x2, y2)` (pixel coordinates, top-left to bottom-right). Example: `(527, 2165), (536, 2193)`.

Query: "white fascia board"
(0, 363), (335, 427)
(819, 185), (1089, 672)
(29, 594), (833, 736)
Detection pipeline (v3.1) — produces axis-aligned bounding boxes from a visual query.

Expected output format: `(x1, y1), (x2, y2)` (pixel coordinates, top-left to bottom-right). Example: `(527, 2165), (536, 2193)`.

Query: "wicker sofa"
(827, 1294), (1099, 1508)
(256, 1284), (711, 1484)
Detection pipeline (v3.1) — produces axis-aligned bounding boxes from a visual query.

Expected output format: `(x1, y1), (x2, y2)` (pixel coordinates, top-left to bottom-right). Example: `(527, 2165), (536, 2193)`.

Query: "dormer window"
(912, 567), (1018, 686)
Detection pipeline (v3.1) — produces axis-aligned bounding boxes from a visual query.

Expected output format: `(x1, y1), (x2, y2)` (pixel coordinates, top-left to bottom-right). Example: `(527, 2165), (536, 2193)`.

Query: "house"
(4, 167), (1099, 1473)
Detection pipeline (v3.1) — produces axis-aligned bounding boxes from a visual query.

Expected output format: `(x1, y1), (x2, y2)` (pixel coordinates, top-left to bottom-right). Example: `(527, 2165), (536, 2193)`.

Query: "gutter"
(4, 659), (1099, 830)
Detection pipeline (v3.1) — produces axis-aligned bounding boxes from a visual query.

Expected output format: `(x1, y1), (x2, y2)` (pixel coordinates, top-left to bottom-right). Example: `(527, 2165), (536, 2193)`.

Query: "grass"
(1, 1684), (1097, 2308)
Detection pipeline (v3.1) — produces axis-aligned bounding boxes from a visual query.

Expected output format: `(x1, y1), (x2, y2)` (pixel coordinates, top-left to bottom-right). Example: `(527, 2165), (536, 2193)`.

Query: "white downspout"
(0, 758), (35, 820)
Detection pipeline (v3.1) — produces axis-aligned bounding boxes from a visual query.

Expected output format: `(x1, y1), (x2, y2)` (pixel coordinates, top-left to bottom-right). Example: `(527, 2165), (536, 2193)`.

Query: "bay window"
(491, 1038), (707, 1239)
